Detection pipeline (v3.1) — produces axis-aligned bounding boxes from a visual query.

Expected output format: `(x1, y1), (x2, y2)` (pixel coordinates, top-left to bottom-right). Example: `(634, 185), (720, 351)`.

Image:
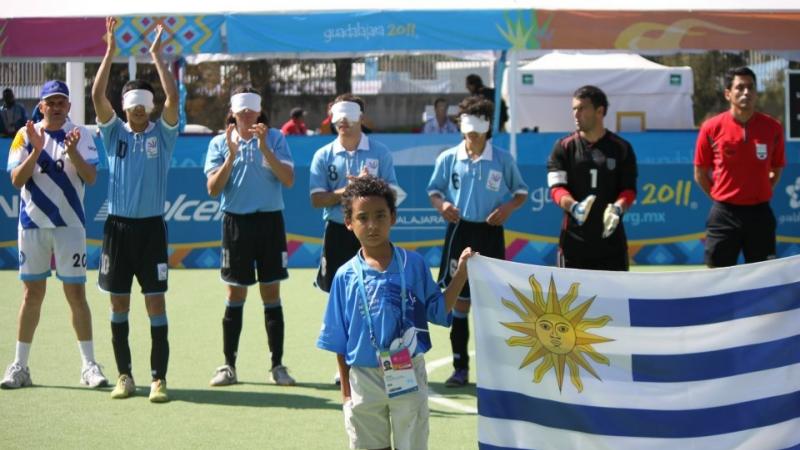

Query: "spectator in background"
(423, 97), (458, 134)
(30, 104), (44, 124)
(280, 107), (308, 136)
(1, 88), (28, 137)
(319, 102), (335, 135)
(465, 74), (508, 132)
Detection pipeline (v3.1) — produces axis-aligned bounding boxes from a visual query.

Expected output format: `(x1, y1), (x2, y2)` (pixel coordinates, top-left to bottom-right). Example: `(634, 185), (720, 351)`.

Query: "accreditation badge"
(378, 337), (419, 398)
(755, 143), (768, 160)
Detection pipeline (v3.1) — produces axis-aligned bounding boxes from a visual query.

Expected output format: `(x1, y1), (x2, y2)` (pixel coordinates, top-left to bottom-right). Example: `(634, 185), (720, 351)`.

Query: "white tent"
(502, 52), (695, 132)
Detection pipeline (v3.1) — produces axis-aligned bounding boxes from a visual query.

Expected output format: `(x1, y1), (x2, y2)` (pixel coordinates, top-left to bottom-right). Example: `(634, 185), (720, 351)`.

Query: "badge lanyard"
(352, 247), (406, 353)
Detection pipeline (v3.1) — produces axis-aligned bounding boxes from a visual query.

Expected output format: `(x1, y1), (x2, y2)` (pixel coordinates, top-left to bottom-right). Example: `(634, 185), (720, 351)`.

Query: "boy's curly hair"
(341, 176), (396, 219)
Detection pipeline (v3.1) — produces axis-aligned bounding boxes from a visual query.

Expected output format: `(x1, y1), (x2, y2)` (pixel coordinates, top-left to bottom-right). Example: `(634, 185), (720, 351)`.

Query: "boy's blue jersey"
(427, 140), (528, 222)
(309, 134), (398, 224)
(203, 128), (294, 213)
(317, 246), (451, 367)
(99, 115), (179, 218)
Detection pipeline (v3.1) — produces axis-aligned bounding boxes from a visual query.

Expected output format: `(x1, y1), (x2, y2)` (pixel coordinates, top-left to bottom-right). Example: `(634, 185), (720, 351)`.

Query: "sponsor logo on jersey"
(486, 170), (503, 192)
(146, 137), (159, 159)
(755, 143), (768, 160)
(365, 158), (379, 176)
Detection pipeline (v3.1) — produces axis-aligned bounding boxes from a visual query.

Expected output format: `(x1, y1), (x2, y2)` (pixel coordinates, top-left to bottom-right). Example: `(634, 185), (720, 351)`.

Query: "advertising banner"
(1, 133), (798, 269)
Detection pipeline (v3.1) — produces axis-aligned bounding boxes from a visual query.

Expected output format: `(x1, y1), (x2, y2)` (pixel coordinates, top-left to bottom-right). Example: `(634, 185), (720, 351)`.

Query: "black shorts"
(704, 201), (776, 267)
(315, 220), (361, 293)
(99, 215), (168, 295)
(221, 211), (289, 286)
(557, 249), (629, 271)
(438, 220), (505, 299)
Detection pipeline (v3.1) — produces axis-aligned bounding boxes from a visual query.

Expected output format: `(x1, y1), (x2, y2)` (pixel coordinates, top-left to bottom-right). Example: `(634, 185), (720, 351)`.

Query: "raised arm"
(150, 24), (179, 127)
(92, 17), (117, 124)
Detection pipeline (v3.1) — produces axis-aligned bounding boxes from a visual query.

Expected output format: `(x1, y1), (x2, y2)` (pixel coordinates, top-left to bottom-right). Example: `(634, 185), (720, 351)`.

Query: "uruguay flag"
(468, 255), (800, 450)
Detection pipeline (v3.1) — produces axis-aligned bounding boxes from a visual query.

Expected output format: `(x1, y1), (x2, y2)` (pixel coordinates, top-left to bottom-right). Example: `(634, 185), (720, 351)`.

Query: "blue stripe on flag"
(36, 151), (86, 224)
(479, 444), (532, 450)
(632, 334), (800, 382)
(629, 281), (800, 327)
(477, 388), (800, 438)
(25, 180), (66, 227)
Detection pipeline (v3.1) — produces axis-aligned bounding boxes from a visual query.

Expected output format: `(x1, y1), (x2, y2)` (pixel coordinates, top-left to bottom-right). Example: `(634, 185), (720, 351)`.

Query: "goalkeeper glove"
(569, 195), (596, 226)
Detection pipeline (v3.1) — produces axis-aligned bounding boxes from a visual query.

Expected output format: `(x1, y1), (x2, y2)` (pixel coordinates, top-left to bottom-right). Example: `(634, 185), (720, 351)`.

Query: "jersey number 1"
(589, 169), (598, 189)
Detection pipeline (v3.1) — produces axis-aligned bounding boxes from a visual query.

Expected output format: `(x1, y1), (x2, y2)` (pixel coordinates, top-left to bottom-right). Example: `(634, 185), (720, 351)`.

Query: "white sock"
(14, 341), (31, 367)
(78, 341), (95, 367)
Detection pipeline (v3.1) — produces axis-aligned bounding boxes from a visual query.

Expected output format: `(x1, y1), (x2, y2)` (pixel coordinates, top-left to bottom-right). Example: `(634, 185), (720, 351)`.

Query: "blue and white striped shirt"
(6, 121), (99, 229)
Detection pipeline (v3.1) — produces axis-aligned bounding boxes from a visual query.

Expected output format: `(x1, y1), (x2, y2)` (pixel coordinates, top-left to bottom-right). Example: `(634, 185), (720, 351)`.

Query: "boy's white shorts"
(18, 227), (87, 284)
(344, 354), (430, 450)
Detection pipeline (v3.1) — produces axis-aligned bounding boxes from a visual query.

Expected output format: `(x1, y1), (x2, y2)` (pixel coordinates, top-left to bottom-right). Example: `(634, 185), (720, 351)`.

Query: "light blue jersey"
(427, 140), (528, 222)
(99, 115), (179, 218)
(317, 246), (451, 368)
(204, 128), (293, 213)
(309, 134), (398, 224)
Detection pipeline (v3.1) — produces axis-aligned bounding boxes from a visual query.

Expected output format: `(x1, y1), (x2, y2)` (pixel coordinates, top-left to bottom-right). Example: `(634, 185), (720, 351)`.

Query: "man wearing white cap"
(309, 94), (399, 294)
(91, 17), (179, 403)
(427, 96), (529, 387)
(2, 80), (108, 390)
(204, 87), (297, 387)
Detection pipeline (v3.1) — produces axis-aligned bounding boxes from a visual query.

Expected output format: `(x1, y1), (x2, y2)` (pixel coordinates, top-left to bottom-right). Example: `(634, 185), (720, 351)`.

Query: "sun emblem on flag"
(501, 275), (613, 393)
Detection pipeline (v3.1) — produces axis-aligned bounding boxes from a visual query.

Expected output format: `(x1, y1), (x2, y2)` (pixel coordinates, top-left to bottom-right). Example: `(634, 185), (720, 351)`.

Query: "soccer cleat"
(333, 371), (341, 386)
(80, 362), (109, 388)
(110, 374), (136, 399)
(209, 365), (238, 387)
(270, 365), (296, 386)
(445, 368), (469, 388)
(0, 363), (32, 389)
(149, 379), (169, 403)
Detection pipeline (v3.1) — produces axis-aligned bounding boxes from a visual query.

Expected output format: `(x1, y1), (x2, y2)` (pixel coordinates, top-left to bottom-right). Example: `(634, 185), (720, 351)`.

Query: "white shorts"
(18, 227), (87, 283)
(344, 355), (429, 450)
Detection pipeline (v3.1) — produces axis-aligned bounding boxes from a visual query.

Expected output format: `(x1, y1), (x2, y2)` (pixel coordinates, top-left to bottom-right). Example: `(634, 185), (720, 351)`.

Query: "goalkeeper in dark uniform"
(547, 85), (638, 270)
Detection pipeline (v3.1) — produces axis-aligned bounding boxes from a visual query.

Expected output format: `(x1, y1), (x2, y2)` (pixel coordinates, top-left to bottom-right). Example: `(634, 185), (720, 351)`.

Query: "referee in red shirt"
(694, 66), (786, 267)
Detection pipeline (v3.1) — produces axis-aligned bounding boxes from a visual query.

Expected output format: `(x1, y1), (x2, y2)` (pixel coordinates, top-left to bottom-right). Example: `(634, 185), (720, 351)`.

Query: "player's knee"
(22, 282), (46, 305)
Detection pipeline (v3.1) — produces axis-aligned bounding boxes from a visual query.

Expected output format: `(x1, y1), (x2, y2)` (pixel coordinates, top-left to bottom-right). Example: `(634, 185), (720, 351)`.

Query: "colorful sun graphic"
(501, 275), (613, 393)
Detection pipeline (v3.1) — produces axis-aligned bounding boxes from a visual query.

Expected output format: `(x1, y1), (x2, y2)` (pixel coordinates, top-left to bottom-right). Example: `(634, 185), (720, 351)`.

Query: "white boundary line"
(426, 351), (477, 414)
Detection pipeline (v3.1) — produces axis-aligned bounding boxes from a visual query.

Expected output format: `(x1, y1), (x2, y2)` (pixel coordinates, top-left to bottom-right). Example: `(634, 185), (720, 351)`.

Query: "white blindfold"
(331, 101), (362, 123)
(231, 93), (262, 113)
(460, 114), (490, 134)
(122, 89), (154, 113)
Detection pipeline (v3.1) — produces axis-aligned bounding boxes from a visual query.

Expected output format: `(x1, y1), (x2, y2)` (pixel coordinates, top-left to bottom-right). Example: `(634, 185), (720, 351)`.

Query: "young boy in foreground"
(317, 176), (474, 450)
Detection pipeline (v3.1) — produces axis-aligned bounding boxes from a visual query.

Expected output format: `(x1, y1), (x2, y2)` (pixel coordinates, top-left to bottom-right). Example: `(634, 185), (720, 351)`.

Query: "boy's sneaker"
(80, 362), (109, 388)
(209, 365), (237, 386)
(270, 365), (296, 386)
(110, 374), (136, 399)
(0, 363), (32, 389)
(149, 379), (169, 403)
(445, 368), (469, 387)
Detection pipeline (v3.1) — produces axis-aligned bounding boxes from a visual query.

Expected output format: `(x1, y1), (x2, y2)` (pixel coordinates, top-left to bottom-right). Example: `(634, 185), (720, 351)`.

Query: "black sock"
(111, 321), (132, 376)
(264, 305), (284, 369)
(451, 316), (470, 370)
(223, 304), (244, 368)
(150, 325), (169, 381)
